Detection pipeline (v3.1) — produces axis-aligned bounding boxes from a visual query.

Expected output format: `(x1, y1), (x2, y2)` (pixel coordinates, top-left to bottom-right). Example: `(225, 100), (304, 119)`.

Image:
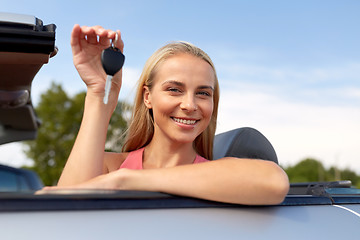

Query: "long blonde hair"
(122, 41), (219, 160)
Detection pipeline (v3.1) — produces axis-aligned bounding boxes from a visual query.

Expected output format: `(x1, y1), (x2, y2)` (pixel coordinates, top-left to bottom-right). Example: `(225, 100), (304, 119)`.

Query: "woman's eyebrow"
(162, 80), (214, 90)
(161, 80), (184, 87)
(198, 85), (214, 92)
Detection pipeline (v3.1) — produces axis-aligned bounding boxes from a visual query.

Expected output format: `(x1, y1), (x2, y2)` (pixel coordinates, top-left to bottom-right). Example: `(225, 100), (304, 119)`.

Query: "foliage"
(284, 158), (360, 188)
(22, 82), (129, 185)
(285, 158), (326, 183)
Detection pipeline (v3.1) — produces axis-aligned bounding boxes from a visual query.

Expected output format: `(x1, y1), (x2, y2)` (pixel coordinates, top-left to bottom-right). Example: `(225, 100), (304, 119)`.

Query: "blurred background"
(0, 0), (359, 186)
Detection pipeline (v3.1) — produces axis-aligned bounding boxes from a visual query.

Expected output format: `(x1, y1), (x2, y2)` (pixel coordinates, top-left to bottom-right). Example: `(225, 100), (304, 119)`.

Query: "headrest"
(213, 127), (278, 164)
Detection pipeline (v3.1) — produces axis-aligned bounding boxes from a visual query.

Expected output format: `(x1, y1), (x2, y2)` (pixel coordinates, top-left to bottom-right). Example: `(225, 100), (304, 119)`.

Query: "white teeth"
(173, 117), (197, 125)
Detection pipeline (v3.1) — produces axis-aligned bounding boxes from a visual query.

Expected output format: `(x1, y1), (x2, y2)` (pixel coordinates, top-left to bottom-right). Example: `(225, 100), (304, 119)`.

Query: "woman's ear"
(143, 86), (152, 109)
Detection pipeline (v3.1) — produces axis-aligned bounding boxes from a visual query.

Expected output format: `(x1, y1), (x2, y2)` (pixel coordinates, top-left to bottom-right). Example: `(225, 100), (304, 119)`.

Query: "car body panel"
(0, 204), (359, 240)
(0, 189), (359, 240)
(333, 204), (360, 218)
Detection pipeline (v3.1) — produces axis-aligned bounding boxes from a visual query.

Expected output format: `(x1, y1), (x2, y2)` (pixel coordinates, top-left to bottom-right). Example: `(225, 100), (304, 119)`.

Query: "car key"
(101, 35), (125, 104)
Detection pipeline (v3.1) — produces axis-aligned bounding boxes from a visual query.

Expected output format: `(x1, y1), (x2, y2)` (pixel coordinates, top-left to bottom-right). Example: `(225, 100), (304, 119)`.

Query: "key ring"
(111, 32), (119, 48)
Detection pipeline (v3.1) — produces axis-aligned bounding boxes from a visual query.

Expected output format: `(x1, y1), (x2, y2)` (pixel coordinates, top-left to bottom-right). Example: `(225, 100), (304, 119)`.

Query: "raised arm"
(57, 25), (124, 186)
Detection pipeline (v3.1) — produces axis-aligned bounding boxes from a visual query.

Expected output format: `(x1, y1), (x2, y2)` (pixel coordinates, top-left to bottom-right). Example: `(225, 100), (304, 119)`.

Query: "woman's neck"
(143, 136), (197, 169)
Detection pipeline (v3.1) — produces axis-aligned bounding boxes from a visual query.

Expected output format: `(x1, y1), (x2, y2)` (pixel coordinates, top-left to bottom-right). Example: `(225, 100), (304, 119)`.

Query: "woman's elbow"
(266, 163), (290, 204)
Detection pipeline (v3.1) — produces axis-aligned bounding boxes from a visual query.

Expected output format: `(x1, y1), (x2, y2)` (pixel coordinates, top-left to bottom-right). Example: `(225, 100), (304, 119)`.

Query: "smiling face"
(143, 53), (216, 146)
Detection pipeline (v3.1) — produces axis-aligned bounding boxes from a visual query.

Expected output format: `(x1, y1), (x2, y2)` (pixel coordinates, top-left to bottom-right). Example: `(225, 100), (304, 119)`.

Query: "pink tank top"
(120, 147), (209, 170)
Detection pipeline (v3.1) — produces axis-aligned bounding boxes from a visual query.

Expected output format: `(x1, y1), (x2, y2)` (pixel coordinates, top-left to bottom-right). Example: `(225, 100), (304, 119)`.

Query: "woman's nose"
(180, 94), (197, 112)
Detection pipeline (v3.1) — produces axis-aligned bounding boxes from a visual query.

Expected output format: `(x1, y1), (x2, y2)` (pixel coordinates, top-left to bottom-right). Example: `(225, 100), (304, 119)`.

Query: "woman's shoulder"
(104, 151), (130, 173)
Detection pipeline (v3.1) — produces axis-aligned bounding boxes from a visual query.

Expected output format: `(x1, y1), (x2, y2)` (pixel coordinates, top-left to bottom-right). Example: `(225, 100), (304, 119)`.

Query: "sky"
(1, 0), (359, 174)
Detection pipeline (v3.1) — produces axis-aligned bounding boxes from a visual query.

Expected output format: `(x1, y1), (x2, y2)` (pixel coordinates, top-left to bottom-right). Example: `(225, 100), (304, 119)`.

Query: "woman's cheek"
(203, 100), (214, 118)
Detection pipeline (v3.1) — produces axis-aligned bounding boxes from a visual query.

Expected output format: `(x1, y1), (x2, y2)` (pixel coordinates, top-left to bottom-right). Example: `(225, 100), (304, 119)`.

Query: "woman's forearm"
(54, 157), (289, 205)
(57, 93), (115, 186)
(125, 158), (289, 205)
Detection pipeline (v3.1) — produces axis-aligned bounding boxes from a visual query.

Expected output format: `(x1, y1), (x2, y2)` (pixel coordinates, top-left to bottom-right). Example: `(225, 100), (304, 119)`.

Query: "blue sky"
(1, 0), (359, 174)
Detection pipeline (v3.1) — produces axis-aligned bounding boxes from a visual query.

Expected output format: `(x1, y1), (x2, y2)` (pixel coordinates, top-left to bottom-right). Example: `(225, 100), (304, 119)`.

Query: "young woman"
(55, 24), (289, 205)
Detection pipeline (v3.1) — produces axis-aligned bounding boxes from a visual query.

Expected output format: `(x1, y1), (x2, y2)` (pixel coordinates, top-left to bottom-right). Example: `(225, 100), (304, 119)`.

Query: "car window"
(17, 174), (31, 191)
(0, 169), (33, 192)
(0, 169), (18, 191)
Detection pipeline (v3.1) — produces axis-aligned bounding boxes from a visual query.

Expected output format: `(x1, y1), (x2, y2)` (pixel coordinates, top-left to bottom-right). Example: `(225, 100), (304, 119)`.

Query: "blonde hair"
(122, 41), (219, 160)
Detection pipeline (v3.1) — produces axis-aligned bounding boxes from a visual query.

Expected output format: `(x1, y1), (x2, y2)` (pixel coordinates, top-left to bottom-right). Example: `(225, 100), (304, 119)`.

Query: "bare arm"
(126, 158), (289, 205)
(65, 157), (289, 205)
(57, 25), (124, 186)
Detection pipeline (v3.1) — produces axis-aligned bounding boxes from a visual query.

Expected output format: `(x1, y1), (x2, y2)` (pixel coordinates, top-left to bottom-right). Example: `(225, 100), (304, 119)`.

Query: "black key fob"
(101, 47), (125, 76)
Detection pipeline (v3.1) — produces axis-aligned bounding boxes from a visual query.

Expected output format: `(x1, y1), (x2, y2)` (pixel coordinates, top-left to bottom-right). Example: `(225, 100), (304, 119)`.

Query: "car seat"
(213, 127), (278, 164)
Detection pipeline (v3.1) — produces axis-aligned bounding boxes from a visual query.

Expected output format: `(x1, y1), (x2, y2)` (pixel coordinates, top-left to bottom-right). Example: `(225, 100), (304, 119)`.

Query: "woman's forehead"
(153, 53), (216, 85)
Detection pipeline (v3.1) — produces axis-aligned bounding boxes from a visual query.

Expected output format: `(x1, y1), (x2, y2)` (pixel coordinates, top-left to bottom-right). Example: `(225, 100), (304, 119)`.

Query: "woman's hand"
(45, 169), (132, 193)
(71, 24), (124, 101)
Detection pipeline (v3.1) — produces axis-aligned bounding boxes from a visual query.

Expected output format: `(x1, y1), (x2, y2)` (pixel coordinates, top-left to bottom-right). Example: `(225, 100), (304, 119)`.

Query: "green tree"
(338, 168), (360, 188)
(285, 158), (326, 183)
(23, 82), (129, 185)
(284, 158), (360, 188)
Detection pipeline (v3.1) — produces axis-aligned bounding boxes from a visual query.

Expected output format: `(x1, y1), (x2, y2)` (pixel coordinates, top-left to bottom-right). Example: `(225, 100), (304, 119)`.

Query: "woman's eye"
(167, 87), (181, 93)
(197, 91), (211, 97)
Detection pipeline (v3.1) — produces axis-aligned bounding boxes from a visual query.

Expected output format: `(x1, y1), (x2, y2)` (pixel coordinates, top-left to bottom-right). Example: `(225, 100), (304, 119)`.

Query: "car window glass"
(17, 174), (30, 191)
(0, 169), (18, 191)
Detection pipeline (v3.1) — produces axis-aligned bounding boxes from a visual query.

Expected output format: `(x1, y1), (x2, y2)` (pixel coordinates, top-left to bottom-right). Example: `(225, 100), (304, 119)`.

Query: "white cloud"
(0, 143), (33, 168)
(340, 87), (360, 100)
(118, 67), (142, 102)
(216, 82), (360, 173)
(307, 62), (360, 83)
(215, 60), (360, 173)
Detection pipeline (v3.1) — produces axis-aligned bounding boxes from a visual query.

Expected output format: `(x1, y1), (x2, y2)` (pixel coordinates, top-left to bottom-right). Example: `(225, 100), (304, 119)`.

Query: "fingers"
(114, 30), (125, 52)
(71, 24), (124, 50)
(70, 24), (82, 55)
